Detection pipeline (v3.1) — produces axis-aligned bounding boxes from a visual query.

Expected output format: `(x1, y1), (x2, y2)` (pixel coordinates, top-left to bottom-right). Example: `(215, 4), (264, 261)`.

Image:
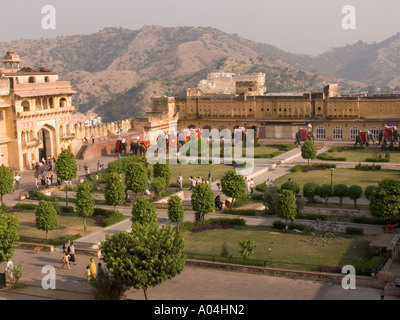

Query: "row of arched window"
(315, 125), (379, 140)
(21, 97), (68, 112)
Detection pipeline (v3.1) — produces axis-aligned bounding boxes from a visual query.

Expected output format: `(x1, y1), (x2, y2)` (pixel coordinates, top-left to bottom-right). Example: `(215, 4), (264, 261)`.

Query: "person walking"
(208, 170), (212, 184)
(250, 178), (255, 193)
(48, 171), (53, 185)
(91, 134), (95, 145)
(97, 160), (101, 172)
(69, 242), (76, 265)
(85, 265), (92, 282)
(90, 258), (97, 280)
(97, 263), (105, 278)
(14, 173), (21, 191)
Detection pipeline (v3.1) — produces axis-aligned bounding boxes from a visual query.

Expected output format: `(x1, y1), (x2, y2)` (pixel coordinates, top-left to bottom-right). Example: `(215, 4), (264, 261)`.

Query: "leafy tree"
(369, 179), (400, 223)
(131, 197), (158, 226)
(365, 185), (378, 200)
(0, 166), (14, 205)
(317, 184), (333, 205)
(301, 140), (317, 165)
(333, 184), (348, 206)
(191, 182), (215, 221)
(90, 269), (126, 300)
(76, 182), (95, 231)
(151, 177), (167, 197)
(220, 171), (247, 206)
(303, 182), (319, 203)
(153, 162), (172, 187)
(35, 200), (59, 240)
(125, 162), (148, 196)
(105, 172), (126, 212)
(348, 185), (363, 207)
(56, 150), (78, 205)
(277, 190), (297, 230)
(280, 180), (300, 195)
(0, 211), (20, 263)
(100, 223), (185, 300)
(263, 187), (279, 215)
(167, 195), (184, 229)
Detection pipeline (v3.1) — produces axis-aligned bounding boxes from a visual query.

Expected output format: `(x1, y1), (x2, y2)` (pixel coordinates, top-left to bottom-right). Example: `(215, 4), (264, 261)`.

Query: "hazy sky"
(1, 0), (399, 56)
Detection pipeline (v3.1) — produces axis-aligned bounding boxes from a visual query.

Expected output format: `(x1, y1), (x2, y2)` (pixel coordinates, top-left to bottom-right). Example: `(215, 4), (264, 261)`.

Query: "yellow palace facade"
(152, 73), (400, 142)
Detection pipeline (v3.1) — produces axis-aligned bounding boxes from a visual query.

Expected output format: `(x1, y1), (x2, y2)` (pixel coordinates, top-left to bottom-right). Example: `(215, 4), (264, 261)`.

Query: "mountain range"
(1, 26), (400, 122)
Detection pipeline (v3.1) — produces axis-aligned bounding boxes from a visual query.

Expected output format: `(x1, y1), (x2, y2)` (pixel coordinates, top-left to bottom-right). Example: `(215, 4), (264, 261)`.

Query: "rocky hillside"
(3, 26), (395, 122)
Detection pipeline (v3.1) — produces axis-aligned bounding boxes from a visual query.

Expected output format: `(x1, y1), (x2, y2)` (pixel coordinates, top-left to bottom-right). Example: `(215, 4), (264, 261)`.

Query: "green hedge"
(328, 146), (363, 152)
(222, 209), (257, 216)
(355, 163), (381, 171)
(250, 193), (264, 201)
(345, 227), (364, 235)
(180, 217), (246, 232)
(14, 203), (38, 210)
(316, 153), (346, 161)
(291, 163), (337, 172)
(102, 212), (126, 227)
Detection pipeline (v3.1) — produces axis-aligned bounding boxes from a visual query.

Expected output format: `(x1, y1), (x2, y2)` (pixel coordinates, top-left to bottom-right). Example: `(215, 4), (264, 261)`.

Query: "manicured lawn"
(167, 163), (233, 184)
(183, 225), (371, 271)
(271, 168), (400, 192)
(16, 210), (102, 244)
(320, 147), (400, 162)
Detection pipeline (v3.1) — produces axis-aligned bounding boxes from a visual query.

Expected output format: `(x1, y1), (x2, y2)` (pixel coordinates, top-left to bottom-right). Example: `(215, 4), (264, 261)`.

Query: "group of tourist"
(33, 156), (61, 189)
(177, 170), (213, 192)
(245, 177), (255, 194)
(61, 239), (104, 282)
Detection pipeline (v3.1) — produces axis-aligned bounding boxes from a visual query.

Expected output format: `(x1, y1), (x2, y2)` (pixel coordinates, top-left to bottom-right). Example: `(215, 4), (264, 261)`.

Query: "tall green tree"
(125, 162), (148, 196)
(167, 195), (185, 230)
(303, 182), (319, 203)
(333, 184), (348, 206)
(369, 179), (400, 223)
(277, 189), (297, 230)
(301, 140), (317, 165)
(348, 185), (363, 207)
(220, 171), (247, 206)
(316, 184), (332, 205)
(105, 172), (126, 212)
(131, 197), (158, 226)
(151, 177), (167, 197)
(100, 223), (185, 300)
(280, 180), (300, 195)
(0, 166), (14, 205)
(153, 162), (172, 187)
(76, 182), (95, 231)
(35, 200), (59, 240)
(191, 182), (215, 221)
(263, 187), (279, 215)
(0, 211), (20, 263)
(56, 150), (78, 205)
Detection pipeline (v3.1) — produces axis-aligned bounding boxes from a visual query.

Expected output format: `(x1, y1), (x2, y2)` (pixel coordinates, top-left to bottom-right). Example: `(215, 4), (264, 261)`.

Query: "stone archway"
(38, 124), (56, 161)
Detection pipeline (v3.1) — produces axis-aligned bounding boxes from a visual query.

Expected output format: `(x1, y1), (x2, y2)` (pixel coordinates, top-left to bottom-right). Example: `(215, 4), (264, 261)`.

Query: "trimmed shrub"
(280, 180), (300, 195)
(60, 205), (74, 213)
(232, 194), (251, 208)
(355, 163), (381, 171)
(14, 203), (38, 211)
(364, 185), (378, 200)
(345, 227), (364, 235)
(272, 220), (286, 230)
(250, 193), (264, 201)
(222, 209), (257, 216)
(316, 153), (346, 161)
(102, 212), (126, 227)
(303, 182), (320, 203)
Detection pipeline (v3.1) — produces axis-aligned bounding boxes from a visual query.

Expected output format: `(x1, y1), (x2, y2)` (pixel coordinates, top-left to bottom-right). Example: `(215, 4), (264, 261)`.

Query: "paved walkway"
(1, 143), (400, 300)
